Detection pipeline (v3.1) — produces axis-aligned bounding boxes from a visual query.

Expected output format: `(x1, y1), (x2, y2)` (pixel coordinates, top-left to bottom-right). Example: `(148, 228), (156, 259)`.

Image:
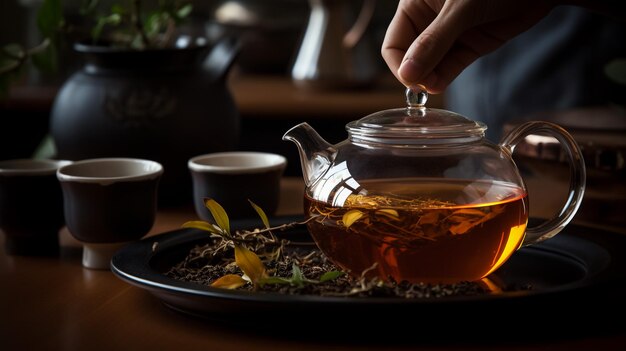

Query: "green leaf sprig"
(260, 264), (344, 288)
(182, 198), (343, 291)
(85, 0), (194, 49)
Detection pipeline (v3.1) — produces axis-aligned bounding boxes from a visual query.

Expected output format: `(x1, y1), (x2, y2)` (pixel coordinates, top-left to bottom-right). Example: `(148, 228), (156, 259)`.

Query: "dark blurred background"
(0, 0), (405, 168)
(3, 1), (624, 231)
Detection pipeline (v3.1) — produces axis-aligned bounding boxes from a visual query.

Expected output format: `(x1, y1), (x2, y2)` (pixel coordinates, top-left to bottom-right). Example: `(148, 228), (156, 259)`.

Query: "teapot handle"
(203, 35), (241, 82)
(500, 121), (586, 246)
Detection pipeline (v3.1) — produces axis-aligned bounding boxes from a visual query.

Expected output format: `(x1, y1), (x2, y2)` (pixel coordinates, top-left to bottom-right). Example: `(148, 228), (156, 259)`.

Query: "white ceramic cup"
(57, 158), (163, 269)
(188, 151), (287, 220)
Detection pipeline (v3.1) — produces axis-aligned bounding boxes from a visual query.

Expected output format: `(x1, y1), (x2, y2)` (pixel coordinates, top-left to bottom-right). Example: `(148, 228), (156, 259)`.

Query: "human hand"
(381, 0), (555, 93)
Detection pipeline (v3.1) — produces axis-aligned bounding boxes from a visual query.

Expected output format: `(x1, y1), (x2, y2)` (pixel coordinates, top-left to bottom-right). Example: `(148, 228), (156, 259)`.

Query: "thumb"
(398, 3), (468, 88)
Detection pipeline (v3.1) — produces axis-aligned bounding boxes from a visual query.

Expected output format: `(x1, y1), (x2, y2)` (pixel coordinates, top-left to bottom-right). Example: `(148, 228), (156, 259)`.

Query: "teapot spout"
(283, 122), (335, 187)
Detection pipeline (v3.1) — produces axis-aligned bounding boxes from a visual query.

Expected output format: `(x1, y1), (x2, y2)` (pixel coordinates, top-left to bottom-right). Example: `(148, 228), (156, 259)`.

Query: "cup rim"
(0, 159), (73, 176)
(56, 157), (164, 183)
(188, 151), (287, 175)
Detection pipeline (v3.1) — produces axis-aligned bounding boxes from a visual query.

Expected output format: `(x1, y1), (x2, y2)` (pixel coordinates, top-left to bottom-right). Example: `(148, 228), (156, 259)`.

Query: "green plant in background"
(81, 0), (193, 49)
(0, 0), (63, 96)
(0, 0), (193, 97)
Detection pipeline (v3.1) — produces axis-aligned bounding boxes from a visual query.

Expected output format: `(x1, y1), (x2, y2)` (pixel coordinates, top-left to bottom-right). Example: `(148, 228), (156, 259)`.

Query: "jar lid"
(346, 87), (486, 144)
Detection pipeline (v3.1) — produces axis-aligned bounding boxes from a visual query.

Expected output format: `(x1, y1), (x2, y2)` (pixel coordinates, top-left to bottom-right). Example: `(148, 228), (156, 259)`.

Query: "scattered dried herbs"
(165, 240), (503, 298)
(164, 198), (532, 299)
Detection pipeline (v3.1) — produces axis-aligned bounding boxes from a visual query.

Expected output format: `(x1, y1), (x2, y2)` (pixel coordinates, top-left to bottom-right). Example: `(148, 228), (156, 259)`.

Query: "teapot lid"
(346, 87), (487, 144)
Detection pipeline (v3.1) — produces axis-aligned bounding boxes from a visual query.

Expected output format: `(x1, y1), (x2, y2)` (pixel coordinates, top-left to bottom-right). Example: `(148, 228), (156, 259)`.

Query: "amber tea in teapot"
(305, 178), (528, 284)
(285, 88), (585, 284)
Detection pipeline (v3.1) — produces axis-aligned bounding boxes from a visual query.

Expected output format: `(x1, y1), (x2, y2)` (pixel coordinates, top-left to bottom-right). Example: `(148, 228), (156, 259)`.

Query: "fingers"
(381, 5), (423, 85)
(397, 31), (446, 91)
(420, 42), (482, 94)
(419, 27), (503, 94)
(381, 0), (439, 87)
(383, 0), (554, 93)
(398, 2), (468, 92)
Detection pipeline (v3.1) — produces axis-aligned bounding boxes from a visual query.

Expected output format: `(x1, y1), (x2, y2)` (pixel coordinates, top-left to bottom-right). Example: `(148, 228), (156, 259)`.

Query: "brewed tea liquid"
(304, 178), (529, 284)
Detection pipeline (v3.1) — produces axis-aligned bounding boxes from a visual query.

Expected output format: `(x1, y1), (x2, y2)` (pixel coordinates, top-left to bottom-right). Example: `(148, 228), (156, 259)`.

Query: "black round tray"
(111, 216), (626, 340)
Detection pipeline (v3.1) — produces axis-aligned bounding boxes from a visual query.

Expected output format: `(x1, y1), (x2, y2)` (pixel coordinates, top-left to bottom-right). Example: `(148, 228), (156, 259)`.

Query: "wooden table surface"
(1, 177), (625, 351)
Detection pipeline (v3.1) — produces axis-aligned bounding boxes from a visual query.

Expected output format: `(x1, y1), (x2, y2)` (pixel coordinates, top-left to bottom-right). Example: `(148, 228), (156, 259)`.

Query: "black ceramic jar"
(50, 36), (240, 206)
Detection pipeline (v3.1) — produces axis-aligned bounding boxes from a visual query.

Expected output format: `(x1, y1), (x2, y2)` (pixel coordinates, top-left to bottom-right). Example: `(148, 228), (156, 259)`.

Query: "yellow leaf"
(447, 215), (469, 223)
(204, 198), (230, 234)
(449, 221), (474, 235)
(376, 209), (399, 220)
(342, 209), (364, 228)
(211, 274), (247, 289)
(248, 199), (270, 229)
(452, 209), (486, 217)
(234, 244), (267, 284)
(181, 220), (222, 235)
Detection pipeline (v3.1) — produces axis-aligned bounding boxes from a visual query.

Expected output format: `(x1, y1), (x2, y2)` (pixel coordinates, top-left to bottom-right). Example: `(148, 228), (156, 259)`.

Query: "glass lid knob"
(405, 86), (428, 108)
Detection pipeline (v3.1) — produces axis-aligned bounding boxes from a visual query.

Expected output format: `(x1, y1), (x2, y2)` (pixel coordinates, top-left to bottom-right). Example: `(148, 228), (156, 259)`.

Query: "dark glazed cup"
(188, 152), (287, 220)
(0, 159), (72, 255)
(57, 158), (163, 269)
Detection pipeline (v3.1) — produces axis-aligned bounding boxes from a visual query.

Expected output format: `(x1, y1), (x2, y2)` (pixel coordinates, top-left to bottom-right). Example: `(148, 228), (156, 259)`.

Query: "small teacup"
(0, 159), (72, 255)
(57, 158), (163, 269)
(188, 151), (287, 220)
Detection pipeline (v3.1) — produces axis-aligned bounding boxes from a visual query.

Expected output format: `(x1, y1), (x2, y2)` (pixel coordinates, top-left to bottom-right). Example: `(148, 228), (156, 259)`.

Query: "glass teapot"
(283, 88), (586, 284)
